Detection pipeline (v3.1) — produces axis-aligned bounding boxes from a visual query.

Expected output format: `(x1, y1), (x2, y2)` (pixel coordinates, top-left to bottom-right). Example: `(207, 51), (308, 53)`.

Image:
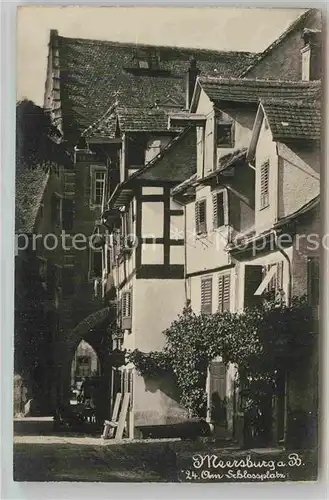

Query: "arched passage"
(55, 307), (115, 422)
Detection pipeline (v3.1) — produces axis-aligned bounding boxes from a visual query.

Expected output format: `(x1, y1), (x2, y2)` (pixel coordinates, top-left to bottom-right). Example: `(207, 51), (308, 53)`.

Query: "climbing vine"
(128, 296), (316, 417)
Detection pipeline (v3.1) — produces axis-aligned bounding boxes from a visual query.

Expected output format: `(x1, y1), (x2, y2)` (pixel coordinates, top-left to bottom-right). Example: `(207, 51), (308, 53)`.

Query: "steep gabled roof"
(247, 98), (321, 160)
(15, 166), (49, 234)
(49, 31), (256, 143)
(194, 77), (320, 107)
(240, 9), (319, 77)
(261, 99), (321, 141)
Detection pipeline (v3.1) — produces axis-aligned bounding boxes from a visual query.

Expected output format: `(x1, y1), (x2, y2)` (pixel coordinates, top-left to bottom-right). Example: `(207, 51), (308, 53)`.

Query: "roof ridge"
(239, 8), (317, 77)
(57, 34), (257, 57)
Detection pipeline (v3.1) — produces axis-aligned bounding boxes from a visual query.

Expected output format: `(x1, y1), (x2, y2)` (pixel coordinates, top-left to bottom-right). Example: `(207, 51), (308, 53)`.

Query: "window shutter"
(195, 201), (200, 234)
(62, 199), (74, 231)
(260, 161), (270, 208)
(199, 199), (207, 234)
(213, 192), (224, 229)
(122, 291), (132, 330)
(223, 274), (231, 311)
(201, 277), (212, 314)
(218, 273), (231, 312)
(212, 194), (218, 229)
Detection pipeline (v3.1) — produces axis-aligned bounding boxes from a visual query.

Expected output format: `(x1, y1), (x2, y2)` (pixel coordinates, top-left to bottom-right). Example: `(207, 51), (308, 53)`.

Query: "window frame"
(90, 165), (107, 208)
(88, 247), (103, 281)
(216, 119), (235, 149)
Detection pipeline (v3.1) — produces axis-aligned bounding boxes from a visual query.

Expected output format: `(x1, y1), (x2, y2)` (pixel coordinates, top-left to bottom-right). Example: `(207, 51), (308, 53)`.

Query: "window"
(213, 191), (225, 229)
(121, 291), (132, 330)
(260, 161), (270, 209)
(307, 257), (319, 307)
(76, 356), (91, 378)
(89, 248), (103, 279)
(218, 273), (231, 313)
(90, 167), (106, 207)
(201, 277), (212, 314)
(138, 60), (149, 69)
(51, 195), (61, 227)
(216, 120), (234, 148)
(62, 199), (74, 231)
(195, 199), (207, 235)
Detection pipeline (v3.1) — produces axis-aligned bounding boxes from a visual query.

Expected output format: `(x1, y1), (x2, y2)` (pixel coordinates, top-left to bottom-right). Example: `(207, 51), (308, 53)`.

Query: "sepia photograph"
(13, 5), (322, 483)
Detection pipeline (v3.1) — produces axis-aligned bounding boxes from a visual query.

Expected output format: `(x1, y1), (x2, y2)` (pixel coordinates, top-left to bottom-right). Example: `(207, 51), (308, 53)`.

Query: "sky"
(16, 6), (306, 106)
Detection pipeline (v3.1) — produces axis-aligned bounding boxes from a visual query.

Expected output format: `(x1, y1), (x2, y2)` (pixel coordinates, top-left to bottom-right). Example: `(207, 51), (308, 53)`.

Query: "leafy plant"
(128, 296), (316, 418)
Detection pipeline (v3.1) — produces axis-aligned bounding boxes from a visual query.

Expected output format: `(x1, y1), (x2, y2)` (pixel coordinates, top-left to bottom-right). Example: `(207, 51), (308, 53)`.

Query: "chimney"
(186, 57), (200, 110)
(301, 28), (322, 81)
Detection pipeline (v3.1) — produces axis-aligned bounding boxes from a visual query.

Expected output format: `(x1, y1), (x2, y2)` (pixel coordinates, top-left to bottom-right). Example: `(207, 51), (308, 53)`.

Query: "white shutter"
(218, 273), (231, 312)
(201, 277), (212, 314)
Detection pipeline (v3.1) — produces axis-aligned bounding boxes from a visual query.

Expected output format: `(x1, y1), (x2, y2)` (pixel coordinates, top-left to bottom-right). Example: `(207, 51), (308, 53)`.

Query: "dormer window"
(124, 50), (170, 76)
(138, 60), (149, 69)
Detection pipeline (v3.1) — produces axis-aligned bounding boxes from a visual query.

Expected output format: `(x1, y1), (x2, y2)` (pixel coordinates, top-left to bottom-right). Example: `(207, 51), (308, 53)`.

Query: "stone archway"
(56, 307), (115, 422)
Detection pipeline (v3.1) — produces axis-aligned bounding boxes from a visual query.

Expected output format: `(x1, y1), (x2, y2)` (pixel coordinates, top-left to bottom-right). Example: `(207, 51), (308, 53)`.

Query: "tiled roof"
(15, 166), (49, 234)
(240, 9), (318, 77)
(171, 173), (198, 196)
(202, 148), (248, 183)
(136, 127), (196, 182)
(274, 194), (319, 228)
(56, 33), (256, 141)
(261, 100), (321, 140)
(117, 107), (171, 133)
(199, 77), (321, 105)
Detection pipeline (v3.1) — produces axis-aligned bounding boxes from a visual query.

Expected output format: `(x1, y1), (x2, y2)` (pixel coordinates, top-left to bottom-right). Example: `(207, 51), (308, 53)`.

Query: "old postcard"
(13, 5), (321, 483)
